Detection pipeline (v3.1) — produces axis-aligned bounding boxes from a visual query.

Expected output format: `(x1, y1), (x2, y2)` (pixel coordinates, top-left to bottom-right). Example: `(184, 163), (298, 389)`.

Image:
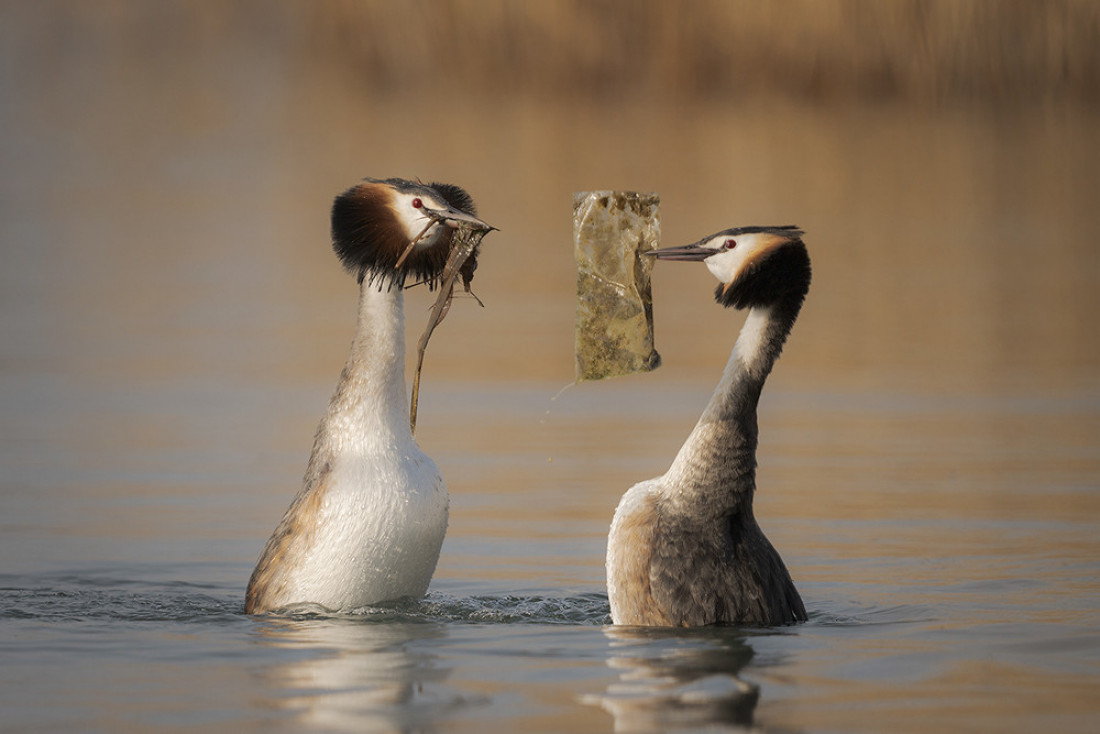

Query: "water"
(2, 4), (1100, 732)
(3, 378), (1097, 732)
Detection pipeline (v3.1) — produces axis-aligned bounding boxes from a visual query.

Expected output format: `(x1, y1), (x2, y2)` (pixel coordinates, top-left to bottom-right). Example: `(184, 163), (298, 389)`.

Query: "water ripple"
(1, 576), (611, 626)
(262, 592), (612, 625)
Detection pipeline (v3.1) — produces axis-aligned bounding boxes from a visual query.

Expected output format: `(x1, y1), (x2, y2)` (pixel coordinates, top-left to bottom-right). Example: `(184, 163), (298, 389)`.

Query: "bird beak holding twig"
(409, 218), (497, 435)
(421, 203), (495, 232)
(395, 205), (496, 271)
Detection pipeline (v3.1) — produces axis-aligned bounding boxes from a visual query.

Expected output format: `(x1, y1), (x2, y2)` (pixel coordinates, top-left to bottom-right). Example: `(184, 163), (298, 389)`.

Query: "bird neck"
(664, 298), (800, 516)
(317, 281), (413, 452)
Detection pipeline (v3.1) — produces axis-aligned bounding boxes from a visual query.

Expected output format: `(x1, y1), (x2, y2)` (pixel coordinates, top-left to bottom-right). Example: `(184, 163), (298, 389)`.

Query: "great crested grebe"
(607, 226), (810, 627)
(245, 177), (491, 614)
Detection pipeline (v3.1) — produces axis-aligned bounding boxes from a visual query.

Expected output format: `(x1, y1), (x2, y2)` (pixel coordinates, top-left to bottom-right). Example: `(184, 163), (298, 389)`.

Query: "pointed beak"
(421, 203), (497, 232)
(645, 241), (713, 262)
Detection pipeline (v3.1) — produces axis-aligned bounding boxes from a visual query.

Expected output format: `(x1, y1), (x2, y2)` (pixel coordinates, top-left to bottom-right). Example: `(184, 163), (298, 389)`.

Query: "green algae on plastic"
(573, 191), (662, 381)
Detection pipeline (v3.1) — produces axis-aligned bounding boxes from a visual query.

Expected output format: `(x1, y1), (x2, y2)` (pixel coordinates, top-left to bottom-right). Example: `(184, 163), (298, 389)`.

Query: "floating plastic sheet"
(573, 191), (661, 381)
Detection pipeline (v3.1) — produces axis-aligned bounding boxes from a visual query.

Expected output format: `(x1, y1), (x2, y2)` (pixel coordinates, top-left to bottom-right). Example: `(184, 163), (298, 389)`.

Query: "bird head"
(648, 226), (810, 309)
(331, 177), (494, 288)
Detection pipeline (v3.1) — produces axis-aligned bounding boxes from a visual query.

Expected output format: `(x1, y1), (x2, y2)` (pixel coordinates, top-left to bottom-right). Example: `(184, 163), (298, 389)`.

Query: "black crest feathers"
(716, 236), (811, 313)
(330, 178), (478, 289)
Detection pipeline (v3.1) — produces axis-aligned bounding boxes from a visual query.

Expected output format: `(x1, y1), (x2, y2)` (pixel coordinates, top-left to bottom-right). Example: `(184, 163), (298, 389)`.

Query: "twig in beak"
(395, 218), (436, 269)
(410, 220), (494, 434)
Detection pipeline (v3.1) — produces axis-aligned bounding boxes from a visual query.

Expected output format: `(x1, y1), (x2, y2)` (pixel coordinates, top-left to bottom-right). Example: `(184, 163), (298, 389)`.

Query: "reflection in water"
(583, 626), (760, 732)
(249, 616), (481, 732)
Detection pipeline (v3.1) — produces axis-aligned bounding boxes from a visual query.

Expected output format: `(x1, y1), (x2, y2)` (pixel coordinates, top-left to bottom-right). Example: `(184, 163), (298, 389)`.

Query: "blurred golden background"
(3, 0), (1097, 398)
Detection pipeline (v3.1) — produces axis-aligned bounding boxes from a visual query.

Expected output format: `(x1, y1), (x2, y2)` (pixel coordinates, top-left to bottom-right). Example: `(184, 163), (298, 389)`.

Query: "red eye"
(724, 239), (736, 249)
(412, 198), (422, 208)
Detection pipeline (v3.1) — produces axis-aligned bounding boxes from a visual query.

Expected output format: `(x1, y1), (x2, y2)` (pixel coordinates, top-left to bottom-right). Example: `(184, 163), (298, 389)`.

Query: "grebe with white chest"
(245, 177), (492, 614)
(607, 226), (811, 627)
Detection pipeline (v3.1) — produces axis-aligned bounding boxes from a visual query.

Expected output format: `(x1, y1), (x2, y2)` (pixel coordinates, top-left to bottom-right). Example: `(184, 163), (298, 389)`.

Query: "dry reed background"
(13, 0), (1098, 105)
(310, 0), (1100, 106)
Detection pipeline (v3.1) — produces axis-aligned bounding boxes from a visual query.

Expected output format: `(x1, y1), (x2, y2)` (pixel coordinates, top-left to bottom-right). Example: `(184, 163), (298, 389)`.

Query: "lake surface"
(2, 5), (1099, 732)
(3, 376), (1098, 732)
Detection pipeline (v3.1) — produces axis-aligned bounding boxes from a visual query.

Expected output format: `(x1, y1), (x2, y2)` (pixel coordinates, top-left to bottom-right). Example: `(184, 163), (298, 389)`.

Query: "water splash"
(265, 592), (611, 625)
(1, 573), (611, 626)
